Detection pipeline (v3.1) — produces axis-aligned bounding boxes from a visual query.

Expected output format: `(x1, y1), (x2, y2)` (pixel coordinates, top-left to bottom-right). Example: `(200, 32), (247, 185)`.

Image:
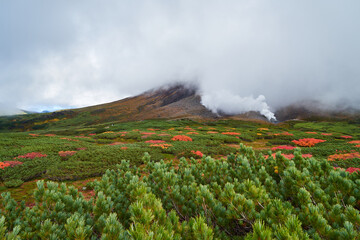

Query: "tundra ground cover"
(0, 118), (359, 209)
(0, 145), (360, 239)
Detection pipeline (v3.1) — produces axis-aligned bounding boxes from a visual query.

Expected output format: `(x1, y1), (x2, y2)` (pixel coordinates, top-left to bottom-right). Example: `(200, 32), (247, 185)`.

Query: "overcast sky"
(1, 1), (359, 117)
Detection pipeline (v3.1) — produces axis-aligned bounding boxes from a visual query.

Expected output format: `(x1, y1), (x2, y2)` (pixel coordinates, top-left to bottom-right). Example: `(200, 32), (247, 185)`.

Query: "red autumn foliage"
(187, 132), (199, 135)
(334, 167), (360, 174)
(2, 161), (23, 167)
(207, 131), (218, 134)
(141, 132), (156, 135)
(44, 134), (56, 137)
(271, 145), (296, 151)
(328, 152), (360, 161)
(145, 140), (166, 143)
(306, 132), (317, 134)
(58, 151), (77, 157)
(292, 138), (326, 147)
(346, 167), (360, 174)
(88, 133), (96, 136)
(321, 133), (332, 136)
(29, 133), (39, 137)
(15, 152), (47, 159)
(171, 135), (192, 141)
(121, 147), (128, 150)
(0, 162), (10, 169)
(191, 150), (204, 158)
(341, 135), (353, 139)
(150, 143), (172, 149)
(348, 140), (360, 144)
(222, 132), (241, 136)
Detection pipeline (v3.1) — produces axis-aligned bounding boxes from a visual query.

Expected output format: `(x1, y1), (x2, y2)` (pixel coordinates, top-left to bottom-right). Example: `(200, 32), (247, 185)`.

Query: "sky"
(1, 1), (360, 119)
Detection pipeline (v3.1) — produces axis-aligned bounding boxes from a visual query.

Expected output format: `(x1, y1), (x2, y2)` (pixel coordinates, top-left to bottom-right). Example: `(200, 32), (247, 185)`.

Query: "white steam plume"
(201, 91), (276, 121)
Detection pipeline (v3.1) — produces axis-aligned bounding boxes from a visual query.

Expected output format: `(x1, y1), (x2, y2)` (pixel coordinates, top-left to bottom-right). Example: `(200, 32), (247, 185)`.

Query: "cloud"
(1, 0), (360, 116)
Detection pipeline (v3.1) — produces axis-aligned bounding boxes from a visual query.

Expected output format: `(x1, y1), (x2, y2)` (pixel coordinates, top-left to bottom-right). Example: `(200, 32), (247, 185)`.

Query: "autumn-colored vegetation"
(292, 138), (326, 147)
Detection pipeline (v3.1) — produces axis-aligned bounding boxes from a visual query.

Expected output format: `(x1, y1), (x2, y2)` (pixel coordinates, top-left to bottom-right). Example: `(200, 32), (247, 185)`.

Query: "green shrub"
(4, 179), (23, 188)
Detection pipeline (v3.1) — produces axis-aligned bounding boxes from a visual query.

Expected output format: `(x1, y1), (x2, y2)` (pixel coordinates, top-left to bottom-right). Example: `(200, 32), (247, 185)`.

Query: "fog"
(1, 1), (359, 118)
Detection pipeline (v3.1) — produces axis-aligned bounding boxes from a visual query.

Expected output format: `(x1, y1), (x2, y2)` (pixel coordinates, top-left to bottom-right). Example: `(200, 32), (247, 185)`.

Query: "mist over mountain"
(1, 1), (360, 116)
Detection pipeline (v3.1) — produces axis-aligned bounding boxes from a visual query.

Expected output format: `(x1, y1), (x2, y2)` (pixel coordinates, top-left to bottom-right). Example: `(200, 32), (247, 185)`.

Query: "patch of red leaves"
(334, 167), (360, 174)
(150, 144), (172, 149)
(348, 140), (360, 144)
(44, 134), (56, 137)
(321, 133), (332, 136)
(171, 135), (192, 141)
(141, 132), (156, 135)
(328, 152), (360, 161)
(2, 161), (23, 167)
(15, 152), (47, 159)
(58, 151), (77, 157)
(271, 145), (296, 151)
(222, 132), (241, 136)
(191, 150), (203, 158)
(145, 140), (166, 143)
(187, 132), (199, 135)
(341, 135), (353, 139)
(306, 132), (317, 134)
(292, 138), (326, 147)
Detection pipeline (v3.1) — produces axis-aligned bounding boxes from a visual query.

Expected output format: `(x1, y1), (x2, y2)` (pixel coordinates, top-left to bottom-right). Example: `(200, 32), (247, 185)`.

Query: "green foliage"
(1, 148), (359, 239)
(4, 179), (23, 188)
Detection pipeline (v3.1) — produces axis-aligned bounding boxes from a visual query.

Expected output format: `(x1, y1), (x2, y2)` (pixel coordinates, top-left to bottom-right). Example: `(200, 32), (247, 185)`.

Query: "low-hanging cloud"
(1, 0), (360, 116)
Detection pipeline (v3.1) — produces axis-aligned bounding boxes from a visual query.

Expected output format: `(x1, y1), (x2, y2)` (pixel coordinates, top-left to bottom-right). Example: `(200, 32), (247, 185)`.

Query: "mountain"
(3, 84), (359, 132)
(76, 83), (218, 122)
(275, 100), (360, 122)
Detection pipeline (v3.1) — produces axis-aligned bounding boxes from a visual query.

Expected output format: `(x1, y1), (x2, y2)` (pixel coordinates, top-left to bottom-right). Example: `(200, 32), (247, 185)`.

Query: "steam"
(201, 91), (276, 121)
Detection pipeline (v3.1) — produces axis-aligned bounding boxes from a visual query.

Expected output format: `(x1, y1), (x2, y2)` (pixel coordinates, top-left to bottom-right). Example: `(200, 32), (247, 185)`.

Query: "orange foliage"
(0, 162), (10, 169)
(191, 150), (204, 158)
(222, 132), (241, 136)
(150, 143), (172, 149)
(15, 152), (47, 159)
(292, 138), (326, 147)
(58, 151), (77, 157)
(171, 135), (192, 141)
(328, 152), (360, 161)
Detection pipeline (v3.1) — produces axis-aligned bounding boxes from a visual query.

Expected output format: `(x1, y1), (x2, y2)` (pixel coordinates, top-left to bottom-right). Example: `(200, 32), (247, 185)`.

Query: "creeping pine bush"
(0, 144), (360, 239)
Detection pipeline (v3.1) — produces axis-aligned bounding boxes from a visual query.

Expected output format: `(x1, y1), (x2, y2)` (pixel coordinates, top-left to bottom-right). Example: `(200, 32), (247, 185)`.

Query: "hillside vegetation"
(0, 118), (359, 238)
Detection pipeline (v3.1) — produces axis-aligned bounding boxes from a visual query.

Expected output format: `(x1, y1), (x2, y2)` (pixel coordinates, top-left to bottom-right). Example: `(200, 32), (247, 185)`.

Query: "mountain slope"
(76, 83), (218, 122)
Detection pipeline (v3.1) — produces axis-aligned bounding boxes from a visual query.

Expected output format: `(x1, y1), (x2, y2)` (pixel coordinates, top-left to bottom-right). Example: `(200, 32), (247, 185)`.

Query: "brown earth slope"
(77, 84), (218, 122)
